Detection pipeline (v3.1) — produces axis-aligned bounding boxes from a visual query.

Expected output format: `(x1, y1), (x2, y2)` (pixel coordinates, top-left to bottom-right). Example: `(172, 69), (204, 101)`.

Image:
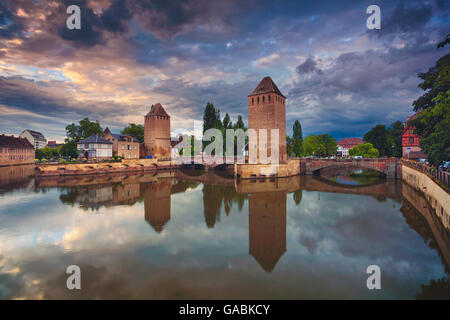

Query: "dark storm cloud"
(296, 57), (322, 75)
(0, 2), (25, 39)
(1, 0), (449, 140)
(58, 0), (104, 47)
(382, 3), (433, 34)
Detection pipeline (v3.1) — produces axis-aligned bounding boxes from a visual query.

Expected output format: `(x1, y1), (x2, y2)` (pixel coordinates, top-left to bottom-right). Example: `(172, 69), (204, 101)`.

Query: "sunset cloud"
(0, 0), (448, 141)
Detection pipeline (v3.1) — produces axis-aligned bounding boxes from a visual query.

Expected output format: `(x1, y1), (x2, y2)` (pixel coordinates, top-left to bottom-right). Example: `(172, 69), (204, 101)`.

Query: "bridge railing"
(401, 160), (450, 188)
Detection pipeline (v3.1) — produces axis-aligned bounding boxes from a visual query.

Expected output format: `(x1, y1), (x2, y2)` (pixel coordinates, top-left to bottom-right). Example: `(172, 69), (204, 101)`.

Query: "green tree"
(387, 121), (404, 158)
(286, 136), (294, 156)
(203, 102), (217, 133)
(363, 124), (393, 157)
(410, 51), (450, 165)
(318, 134), (337, 156)
(349, 142), (380, 158)
(35, 148), (44, 160)
(121, 123), (144, 143)
(292, 120), (303, 157)
(303, 134), (337, 157)
(60, 140), (79, 159)
(234, 115), (245, 130)
(222, 113), (232, 129)
(66, 118), (103, 142)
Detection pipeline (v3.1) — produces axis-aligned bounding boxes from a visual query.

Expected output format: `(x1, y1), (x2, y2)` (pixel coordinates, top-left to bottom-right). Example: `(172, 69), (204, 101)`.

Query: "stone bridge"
(300, 158), (399, 179)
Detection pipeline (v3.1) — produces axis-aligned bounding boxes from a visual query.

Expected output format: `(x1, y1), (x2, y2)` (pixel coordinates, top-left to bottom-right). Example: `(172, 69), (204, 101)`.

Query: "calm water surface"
(0, 166), (449, 299)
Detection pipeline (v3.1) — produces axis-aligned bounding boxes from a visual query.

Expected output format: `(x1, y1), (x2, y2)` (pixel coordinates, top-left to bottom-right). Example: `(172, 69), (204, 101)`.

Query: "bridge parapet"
(299, 158), (399, 179)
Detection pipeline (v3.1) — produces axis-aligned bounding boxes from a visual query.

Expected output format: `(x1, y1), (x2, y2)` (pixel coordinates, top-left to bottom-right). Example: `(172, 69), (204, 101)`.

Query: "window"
(262, 96), (265, 103)
(252, 98), (254, 104)
(122, 145), (124, 150)
(409, 137), (414, 144)
(257, 97), (259, 103)
(0, 147), (2, 153)
(268, 95), (271, 102)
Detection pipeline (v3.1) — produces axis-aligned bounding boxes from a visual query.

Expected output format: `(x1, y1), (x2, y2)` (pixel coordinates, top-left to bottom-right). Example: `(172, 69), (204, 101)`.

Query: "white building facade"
(77, 134), (112, 159)
(20, 129), (47, 149)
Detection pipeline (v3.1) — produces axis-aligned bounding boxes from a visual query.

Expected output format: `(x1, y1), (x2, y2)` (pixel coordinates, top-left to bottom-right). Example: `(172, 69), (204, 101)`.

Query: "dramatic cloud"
(0, 0), (448, 141)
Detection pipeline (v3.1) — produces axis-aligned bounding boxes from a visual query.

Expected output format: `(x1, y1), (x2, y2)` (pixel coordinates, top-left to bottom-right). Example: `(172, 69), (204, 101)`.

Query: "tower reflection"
(142, 176), (194, 233)
(248, 190), (287, 272)
(236, 178), (300, 272)
(144, 179), (172, 233)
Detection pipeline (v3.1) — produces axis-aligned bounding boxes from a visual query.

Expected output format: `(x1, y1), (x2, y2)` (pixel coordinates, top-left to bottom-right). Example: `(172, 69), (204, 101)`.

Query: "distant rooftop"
(0, 134), (34, 149)
(249, 76), (285, 98)
(338, 138), (364, 148)
(104, 127), (139, 142)
(79, 134), (112, 144)
(145, 103), (170, 117)
(22, 129), (46, 141)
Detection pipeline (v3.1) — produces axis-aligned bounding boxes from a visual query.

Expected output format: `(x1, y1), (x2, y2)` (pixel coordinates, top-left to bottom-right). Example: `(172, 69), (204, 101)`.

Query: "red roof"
(338, 138), (363, 149)
(249, 76), (285, 98)
(145, 103), (170, 117)
(0, 134), (34, 149)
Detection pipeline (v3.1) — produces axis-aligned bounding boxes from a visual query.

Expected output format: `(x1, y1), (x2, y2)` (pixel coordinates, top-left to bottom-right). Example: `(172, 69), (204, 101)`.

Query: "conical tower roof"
(249, 76), (285, 98)
(145, 103), (170, 117)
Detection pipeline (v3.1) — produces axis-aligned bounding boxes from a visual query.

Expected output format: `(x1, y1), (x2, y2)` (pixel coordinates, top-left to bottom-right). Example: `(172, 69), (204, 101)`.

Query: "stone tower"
(248, 76), (287, 163)
(144, 103), (171, 159)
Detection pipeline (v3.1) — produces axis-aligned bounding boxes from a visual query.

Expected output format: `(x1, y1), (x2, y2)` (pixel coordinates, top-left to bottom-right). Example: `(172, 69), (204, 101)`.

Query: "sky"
(0, 0), (449, 142)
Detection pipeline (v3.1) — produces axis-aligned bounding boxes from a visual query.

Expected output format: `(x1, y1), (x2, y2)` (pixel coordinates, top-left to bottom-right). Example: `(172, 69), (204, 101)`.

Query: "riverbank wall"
(400, 164), (449, 230)
(34, 159), (177, 177)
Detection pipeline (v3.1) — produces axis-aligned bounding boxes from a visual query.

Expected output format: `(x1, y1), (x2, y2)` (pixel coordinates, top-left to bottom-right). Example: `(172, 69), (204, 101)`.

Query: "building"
(20, 129), (47, 149)
(170, 135), (184, 159)
(0, 134), (35, 166)
(77, 134), (112, 160)
(337, 138), (364, 158)
(103, 128), (140, 159)
(144, 103), (171, 159)
(248, 76), (287, 163)
(47, 141), (62, 148)
(402, 113), (426, 159)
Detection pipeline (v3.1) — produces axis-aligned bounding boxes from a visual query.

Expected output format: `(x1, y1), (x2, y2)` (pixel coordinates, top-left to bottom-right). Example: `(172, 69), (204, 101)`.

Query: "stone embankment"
(35, 159), (177, 177)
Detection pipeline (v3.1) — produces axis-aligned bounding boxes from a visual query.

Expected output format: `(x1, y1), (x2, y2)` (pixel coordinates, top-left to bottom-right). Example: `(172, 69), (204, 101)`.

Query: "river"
(0, 166), (449, 299)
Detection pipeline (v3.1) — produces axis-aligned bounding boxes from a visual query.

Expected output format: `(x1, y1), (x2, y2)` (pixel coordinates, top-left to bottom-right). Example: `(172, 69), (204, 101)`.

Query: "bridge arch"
(312, 163), (387, 176)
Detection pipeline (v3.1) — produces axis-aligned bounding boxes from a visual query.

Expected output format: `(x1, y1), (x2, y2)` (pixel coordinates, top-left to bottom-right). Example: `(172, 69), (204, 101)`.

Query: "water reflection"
(0, 167), (449, 299)
(324, 169), (386, 186)
(248, 191), (287, 272)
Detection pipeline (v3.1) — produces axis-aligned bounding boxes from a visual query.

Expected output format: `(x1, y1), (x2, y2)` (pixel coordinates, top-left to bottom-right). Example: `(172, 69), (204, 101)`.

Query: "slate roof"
(145, 103), (170, 117)
(0, 134), (34, 149)
(23, 129), (46, 141)
(79, 134), (112, 144)
(112, 133), (139, 142)
(249, 76), (285, 98)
